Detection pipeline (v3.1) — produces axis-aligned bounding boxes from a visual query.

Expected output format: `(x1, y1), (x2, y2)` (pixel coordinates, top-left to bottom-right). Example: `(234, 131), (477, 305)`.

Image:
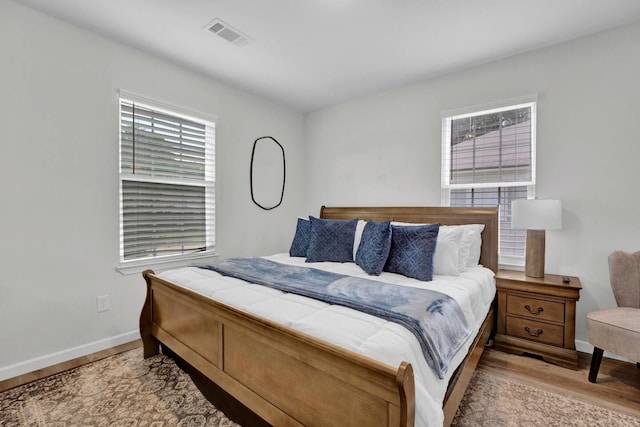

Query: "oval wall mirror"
(250, 136), (286, 210)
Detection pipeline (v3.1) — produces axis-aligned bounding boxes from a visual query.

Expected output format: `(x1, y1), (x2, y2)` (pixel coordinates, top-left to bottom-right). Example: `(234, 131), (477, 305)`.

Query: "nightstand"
(494, 269), (582, 369)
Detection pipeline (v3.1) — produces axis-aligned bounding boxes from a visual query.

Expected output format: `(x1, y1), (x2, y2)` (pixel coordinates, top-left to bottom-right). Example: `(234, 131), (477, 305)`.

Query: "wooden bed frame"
(140, 206), (498, 427)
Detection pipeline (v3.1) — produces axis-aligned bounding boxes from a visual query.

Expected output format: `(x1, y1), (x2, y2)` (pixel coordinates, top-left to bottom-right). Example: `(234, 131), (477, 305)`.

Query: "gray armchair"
(586, 250), (640, 383)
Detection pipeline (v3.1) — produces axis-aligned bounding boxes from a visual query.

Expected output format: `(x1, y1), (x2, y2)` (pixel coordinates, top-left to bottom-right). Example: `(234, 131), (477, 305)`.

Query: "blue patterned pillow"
(289, 217), (311, 257)
(355, 220), (392, 275)
(306, 217), (358, 263)
(384, 223), (440, 281)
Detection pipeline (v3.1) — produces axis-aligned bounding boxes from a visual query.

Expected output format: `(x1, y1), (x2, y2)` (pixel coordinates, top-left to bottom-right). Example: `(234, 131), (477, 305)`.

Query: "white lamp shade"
(511, 199), (562, 230)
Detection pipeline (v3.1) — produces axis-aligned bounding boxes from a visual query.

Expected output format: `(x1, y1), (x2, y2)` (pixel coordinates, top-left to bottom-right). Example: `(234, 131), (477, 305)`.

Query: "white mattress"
(159, 253), (496, 427)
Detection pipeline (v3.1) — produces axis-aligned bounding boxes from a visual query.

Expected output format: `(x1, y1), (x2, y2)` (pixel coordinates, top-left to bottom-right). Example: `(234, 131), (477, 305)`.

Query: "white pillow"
(437, 224), (485, 272)
(462, 224), (485, 268)
(352, 220), (367, 260)
(433, 226), (464, 276)
(450, 224), (485, 270)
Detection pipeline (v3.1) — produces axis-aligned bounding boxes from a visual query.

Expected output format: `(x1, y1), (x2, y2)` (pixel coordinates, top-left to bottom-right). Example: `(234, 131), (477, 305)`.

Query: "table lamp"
(511, 199), (562, 278)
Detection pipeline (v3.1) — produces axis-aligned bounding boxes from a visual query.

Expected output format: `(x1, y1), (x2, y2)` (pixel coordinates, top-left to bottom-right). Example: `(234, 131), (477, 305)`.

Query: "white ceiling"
(14, 0), (640, 112)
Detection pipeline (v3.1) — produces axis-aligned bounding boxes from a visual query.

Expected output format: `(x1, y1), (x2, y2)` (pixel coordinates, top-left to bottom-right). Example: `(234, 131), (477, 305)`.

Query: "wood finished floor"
(478, 347), (640, 418)
(2, 341), (639, 419)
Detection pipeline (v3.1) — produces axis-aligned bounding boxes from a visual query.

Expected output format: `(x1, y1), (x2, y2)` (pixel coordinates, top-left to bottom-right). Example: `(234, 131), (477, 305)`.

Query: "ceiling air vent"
(204, 18), (250, 47)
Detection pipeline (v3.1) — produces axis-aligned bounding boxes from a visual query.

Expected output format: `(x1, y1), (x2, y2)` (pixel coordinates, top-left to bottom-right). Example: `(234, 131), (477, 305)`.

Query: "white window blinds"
(450, 186), (528, 257)
(119, 96), (215, 262)
(442, 100), (536, 259)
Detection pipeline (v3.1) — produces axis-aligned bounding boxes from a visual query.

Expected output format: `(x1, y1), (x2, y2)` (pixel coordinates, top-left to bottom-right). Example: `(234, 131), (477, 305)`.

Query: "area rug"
(0, 349), (239, 427)
(453, 369), (640, 427)
(1, 348), (638, 426)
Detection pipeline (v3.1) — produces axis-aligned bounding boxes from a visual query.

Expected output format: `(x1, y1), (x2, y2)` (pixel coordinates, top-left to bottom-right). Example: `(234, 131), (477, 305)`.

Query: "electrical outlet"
(97, 295), (110, 313)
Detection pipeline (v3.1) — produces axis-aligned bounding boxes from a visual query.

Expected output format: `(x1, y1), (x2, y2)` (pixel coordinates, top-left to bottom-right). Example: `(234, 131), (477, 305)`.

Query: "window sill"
(498, 255), (525, 271)
(116, 251), (219, 275)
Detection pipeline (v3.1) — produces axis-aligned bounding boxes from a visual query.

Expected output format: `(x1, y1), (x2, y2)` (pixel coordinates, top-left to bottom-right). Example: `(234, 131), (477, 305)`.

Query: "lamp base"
(525, 229), (545, 278)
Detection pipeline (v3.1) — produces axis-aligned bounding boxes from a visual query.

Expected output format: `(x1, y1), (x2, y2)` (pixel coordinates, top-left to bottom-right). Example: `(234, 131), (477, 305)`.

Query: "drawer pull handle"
(524, 304), (544, 315)
(524, 326), (544, 337)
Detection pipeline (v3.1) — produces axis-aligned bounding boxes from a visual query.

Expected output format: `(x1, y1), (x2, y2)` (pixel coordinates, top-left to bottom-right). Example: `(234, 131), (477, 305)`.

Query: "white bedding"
(159, 253), (496, 427)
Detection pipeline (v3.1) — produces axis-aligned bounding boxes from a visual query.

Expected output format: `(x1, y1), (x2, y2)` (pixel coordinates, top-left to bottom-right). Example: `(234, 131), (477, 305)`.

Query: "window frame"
(440, 96), (537, 267)
(116, 91), (217, 274)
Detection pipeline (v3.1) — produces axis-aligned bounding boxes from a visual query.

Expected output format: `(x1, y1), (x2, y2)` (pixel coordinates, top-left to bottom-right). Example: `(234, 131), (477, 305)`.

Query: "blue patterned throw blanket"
(196, 258), (472, 379)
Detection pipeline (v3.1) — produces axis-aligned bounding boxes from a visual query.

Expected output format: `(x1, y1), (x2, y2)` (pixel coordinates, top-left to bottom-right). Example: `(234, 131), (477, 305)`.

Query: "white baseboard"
(2, 334), (633, 383)
(575, 339), (635, 363)
(0, 330), (140, 381)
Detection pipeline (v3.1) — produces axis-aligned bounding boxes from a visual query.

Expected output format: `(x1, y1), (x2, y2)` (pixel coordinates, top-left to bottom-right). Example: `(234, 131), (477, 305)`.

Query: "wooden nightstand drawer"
(505, 316), (564, 347)
(506, 294), (564, 323)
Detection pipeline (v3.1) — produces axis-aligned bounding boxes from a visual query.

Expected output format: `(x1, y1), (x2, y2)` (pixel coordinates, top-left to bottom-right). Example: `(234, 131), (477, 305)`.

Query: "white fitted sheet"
(159, 254), (495, 427)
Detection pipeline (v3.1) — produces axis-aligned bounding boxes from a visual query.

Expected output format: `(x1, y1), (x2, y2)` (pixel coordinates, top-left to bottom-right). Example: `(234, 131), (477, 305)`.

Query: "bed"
(139, 206), (498, 427)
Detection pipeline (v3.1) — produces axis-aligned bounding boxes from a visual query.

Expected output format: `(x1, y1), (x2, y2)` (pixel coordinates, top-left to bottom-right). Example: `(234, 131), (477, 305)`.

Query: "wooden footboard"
(442, 305), (494, 426)
(141, 270), (415, 427)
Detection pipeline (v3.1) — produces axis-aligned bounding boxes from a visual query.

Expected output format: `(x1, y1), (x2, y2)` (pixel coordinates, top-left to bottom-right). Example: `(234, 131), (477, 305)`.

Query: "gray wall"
(0, 1), (305, 378)
(305, 22), (640, 348)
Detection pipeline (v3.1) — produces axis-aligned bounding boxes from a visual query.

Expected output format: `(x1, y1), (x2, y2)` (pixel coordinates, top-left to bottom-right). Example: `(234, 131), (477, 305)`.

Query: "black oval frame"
(250, 136), (286, 210)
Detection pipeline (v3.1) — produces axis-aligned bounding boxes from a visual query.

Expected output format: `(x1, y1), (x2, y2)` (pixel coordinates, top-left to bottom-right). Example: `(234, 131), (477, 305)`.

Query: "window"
(119, 93), (215, 265)
(441, 99), (536, 262)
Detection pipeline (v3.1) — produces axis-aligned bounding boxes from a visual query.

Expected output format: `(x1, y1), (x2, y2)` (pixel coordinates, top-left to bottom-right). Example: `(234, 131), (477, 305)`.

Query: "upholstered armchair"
(586, 250), (640, 383)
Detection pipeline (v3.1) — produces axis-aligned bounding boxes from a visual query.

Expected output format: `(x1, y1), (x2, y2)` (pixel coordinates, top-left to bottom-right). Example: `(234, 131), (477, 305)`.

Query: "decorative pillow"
(390, 222), (485, 271)
(289, 217), (311, 257)
(306, 217), (359, 263)
(384, 224), (440, 281)
(355, 220), (392, 275)
(433, 226), (464, 276)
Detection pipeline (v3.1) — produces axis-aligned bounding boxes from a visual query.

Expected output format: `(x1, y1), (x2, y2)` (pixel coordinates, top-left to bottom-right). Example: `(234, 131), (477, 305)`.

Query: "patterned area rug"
(1, 348), (638, 426)
(0, 349), (239, 427)
(453, 369), (640, 427)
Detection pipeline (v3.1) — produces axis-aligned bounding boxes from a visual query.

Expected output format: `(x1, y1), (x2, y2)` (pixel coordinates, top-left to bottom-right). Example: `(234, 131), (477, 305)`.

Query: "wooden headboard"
(320, 205), (499, 273)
